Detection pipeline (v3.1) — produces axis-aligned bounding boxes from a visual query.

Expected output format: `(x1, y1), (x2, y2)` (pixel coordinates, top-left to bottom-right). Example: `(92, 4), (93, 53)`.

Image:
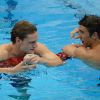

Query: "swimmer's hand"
(70, 28), (80, 39)
(12, 61), (36, 73)
(23, 54), (40, 65)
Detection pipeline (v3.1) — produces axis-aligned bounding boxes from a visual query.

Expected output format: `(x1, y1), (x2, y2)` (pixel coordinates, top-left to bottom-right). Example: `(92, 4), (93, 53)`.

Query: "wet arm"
(0, 62), (36, 74)
(62, 44), (91, 59)
(37, 44), (63, 66)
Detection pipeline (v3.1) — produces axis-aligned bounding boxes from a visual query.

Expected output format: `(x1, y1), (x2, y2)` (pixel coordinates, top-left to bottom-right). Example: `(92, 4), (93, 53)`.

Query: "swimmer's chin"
(25, 48), (35, 53)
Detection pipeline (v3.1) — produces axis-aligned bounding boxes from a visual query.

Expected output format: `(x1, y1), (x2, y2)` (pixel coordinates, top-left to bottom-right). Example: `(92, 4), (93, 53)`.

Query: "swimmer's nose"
(33, 42), (37, 48)
(79, 36), (83, 40)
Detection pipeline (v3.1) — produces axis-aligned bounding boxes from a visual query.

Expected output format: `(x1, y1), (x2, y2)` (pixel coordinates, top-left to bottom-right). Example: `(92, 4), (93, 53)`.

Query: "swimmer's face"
(19, 32), (38, 53)
(78, 25), (91, 46)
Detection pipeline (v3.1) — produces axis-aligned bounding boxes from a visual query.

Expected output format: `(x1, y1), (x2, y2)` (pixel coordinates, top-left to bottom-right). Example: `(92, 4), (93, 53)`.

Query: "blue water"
(0, 0), (100, 100)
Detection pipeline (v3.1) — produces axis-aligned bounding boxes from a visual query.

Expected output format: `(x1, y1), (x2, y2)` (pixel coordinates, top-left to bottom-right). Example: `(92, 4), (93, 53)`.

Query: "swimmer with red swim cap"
(63, 15), (100, 70)
(0, 21), (63, 73)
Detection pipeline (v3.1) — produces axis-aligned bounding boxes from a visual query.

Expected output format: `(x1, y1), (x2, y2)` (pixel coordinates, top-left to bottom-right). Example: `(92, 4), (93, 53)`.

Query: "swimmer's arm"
(75, 49), (100, 70)
(0, 67), (15, 73)
(73, 46), (94, 60)
(0, 62), (36, 73)
(63, 45), (100, 69)
(63, 44), (93, 59)
(0, 50), (9, 61)
(0, 62), (25, 73)
(63, 44), (82, 57)
(36, 43), (63, 66)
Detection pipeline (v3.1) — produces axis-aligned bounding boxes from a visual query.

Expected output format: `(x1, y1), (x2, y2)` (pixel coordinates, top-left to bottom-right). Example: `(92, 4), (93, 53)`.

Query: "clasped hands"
(23, 54), (40, 65)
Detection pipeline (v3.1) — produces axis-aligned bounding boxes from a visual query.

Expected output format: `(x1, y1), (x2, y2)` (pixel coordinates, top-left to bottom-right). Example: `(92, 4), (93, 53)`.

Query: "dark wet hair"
(11, 21), (37, 43)
(79, 15), (100, 38)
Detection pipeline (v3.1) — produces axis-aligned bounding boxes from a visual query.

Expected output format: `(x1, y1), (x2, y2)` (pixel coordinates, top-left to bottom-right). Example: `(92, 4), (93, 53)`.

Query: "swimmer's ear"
(16, 37), (22, 44)
(92, 32), (99, 40)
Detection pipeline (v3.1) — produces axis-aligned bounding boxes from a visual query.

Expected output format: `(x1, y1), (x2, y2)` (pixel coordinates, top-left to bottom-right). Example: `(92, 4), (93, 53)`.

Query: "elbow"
(62, 46), (68, 54)
(47, 59), (63, 67)
(62, 46), (72, 56)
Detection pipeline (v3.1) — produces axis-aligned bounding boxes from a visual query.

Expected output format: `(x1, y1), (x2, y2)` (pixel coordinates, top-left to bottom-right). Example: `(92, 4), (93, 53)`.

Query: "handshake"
(23, 54), (40, 65)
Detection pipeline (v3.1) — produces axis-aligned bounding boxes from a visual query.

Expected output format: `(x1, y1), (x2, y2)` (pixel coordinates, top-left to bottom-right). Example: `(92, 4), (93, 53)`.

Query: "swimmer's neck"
(84, 40), (100, 49)
(10, 43), (26, 57)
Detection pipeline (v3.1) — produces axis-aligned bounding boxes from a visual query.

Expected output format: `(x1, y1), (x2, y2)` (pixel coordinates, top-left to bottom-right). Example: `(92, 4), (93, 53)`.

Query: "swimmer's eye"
(79, 29), (84, 34)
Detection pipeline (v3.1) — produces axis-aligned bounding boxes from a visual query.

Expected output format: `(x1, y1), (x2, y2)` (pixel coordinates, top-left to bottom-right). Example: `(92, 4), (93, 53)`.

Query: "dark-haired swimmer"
(63, 15), (100, 70)
(0, 21), (63, 73)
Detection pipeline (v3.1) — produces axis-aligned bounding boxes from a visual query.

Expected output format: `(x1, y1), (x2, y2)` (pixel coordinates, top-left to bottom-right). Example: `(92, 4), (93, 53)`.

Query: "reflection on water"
(0, 73), (32, 100)
(8, 88), (31, 100)
(10, 75), (31, 88)
(4, 0), (18, 26)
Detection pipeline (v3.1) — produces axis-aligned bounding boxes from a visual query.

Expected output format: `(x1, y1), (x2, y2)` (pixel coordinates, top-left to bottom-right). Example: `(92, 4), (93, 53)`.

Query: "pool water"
(0, 0), (100, 100)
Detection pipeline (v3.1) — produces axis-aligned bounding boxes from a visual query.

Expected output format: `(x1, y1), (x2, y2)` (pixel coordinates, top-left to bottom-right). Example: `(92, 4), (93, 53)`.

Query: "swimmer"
(63, 15), (100, 70)
(0, 21), (63, 73)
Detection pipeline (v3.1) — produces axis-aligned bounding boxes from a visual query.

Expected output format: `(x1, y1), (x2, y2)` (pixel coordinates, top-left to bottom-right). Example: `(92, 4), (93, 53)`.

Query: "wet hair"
(11, 21), (37, 43)
(79, 15), (100, 38)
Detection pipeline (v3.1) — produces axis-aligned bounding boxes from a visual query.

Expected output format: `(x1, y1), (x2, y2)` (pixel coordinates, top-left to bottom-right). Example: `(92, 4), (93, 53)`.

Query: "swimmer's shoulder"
(35, 42), (47, 50)
(0, 43), (12, 51)
(86, 45), (100, 62)
(95, 44), (100, 51)
(0, 44), (12, 61)
(92, 45), (100, 57)
(34, 42), (49, 54)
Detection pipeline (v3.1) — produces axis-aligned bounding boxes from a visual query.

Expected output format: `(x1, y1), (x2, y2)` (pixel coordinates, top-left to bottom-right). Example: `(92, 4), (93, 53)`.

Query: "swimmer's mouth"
(30, 48), (35, 50)
(30, 49), (34, 51)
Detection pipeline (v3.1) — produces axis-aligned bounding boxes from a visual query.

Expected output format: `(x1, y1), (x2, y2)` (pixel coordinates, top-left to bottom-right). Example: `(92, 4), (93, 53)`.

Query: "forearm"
(74, 47), (91, 59)
(0, 62), (24, 74)
(63, 44), (84, 58)
(39, 57), (63, 67)
(0, 67), (15, 73)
